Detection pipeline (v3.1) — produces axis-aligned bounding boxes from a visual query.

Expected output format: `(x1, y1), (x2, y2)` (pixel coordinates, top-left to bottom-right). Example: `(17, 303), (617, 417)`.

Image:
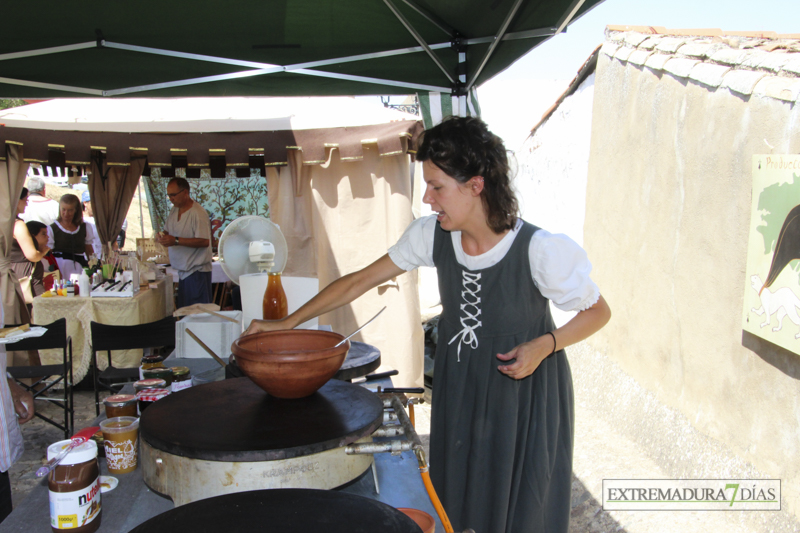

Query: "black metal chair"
(6, 318), (74, 439)
(91, 316), (176, 415)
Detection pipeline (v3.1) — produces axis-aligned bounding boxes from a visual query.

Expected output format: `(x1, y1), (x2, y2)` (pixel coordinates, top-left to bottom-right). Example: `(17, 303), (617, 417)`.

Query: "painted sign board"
(743, 154), (800, 354)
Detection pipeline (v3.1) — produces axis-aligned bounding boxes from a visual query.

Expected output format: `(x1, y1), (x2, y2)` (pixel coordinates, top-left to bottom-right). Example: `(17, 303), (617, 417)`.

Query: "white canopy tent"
(0, 97), (426, 387)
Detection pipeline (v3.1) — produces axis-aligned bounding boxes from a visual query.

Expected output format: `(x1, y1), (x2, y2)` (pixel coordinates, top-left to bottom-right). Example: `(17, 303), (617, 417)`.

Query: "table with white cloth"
(32, 278), (175, 384)
(165, 260), (229, 283)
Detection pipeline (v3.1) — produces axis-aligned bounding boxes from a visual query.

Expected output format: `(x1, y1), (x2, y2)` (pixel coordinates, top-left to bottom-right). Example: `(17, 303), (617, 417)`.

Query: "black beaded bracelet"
(546, 331), (557, 354)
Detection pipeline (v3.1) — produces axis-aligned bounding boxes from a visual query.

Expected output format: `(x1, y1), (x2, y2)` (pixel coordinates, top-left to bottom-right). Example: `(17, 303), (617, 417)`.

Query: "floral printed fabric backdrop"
(144, 168), (269, 250)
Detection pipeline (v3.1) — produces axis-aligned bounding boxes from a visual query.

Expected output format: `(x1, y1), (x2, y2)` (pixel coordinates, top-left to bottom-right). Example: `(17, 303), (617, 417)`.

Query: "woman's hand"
(496, 295), (611, 380)
(243, 318), (293, 337)
(496, 334), (555, 380)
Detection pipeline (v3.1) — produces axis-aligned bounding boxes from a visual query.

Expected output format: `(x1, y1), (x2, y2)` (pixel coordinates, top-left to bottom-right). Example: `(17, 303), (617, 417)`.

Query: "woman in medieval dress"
(244, 116), (611, 533)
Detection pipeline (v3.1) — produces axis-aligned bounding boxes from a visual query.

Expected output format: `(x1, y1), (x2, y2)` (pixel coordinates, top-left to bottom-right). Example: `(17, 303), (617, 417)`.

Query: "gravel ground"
(9, 359), (799, 532)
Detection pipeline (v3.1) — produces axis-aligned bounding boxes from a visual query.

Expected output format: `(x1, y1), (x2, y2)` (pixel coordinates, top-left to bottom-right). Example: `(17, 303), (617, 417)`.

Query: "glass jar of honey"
(103, 394), (138, 418)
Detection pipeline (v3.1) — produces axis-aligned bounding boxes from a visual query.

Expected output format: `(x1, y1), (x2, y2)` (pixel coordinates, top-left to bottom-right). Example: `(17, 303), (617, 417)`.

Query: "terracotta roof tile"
(751, 51), (797, 73)
(720, 70), (768, 95)
(637, 36), (663, 51)
(752, 76), (800, 102)
(783, 56), (800, 77)
(655, 37), (689, 54)
(627, 49), (653, 66)
(614, 46), (635, 62)
(709, 48), (758, 66)
(624, 33), (651, 47)
(602, 26), (800, 104)
(679, 42), (725, 59)
(644, 53), (672, 71)
(662, 57), (700, 78)
(600, 42), (622, 57)
(689, 62), (731, 88)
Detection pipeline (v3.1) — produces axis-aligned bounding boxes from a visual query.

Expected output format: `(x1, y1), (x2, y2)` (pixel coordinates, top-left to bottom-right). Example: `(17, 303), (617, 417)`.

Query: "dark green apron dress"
(430, 220), (574, 533)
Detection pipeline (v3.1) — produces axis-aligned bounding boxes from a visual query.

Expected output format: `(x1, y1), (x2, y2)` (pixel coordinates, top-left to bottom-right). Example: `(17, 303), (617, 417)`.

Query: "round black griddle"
(127, 489), (422, 533)
(334, 341), (381, 381)
(139, 378), (384, 462)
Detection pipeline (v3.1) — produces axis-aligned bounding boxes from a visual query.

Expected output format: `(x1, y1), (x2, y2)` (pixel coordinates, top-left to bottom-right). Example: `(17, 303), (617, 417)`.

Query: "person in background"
(0, 305), (36, 523)
(47, 194), (96, 280)
(24, 221), (57, 297)
(81, 191), (103, 256)
(245, 117), (611, 533)
(9, 189), (50, 322)
(20, 176), (59, 227)
(117, 218), (128, 249)
(155, 178), (213, 308)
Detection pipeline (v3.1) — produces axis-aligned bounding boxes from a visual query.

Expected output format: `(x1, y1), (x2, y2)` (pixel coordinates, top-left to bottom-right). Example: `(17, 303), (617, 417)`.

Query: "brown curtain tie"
(0, 257), (12, 275)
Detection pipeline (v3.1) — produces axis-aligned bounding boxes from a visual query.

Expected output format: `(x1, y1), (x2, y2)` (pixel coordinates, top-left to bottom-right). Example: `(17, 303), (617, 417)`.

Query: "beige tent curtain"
(89, 154), (147, 256)
(268, 145), (424, 388)
(0, 143), (31, 326)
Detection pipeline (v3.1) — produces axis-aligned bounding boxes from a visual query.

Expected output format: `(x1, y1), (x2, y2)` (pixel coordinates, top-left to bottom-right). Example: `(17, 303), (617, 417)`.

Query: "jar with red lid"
(103, 394), (138, 418)
(48, 439), (101, 532)
(137, 388), (170, 413)
(134, 378), (167, 393)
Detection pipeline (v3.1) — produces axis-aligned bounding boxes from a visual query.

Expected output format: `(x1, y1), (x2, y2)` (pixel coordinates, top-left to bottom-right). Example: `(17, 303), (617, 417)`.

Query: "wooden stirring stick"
(185, 328), (228, 368)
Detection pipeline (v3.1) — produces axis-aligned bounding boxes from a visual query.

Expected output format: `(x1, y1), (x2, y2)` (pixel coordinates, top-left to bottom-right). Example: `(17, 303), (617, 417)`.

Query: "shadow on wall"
(742, 331), (800, 381)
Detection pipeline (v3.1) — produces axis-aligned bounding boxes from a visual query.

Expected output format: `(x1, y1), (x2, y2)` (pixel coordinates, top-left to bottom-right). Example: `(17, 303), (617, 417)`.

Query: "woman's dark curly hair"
(417, 116), (518, 233)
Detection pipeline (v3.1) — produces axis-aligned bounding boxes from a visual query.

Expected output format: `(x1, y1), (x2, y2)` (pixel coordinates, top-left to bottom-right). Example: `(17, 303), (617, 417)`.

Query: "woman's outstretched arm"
(243, 254), (406, 335)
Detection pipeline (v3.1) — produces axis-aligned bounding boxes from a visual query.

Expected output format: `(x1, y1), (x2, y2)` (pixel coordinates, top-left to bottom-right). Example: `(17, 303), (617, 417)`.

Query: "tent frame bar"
(399, 0), (454, 36)
(382, 0), (455, 84)
(466, 0), (525, 91)
(0, 24), (558, 97)
(555, 0), (587, 34)
(0, 42), (96, 61)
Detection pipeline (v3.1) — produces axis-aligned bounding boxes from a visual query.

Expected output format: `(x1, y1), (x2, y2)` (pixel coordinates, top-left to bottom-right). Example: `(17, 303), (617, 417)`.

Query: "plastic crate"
(175, 311), (243, 359)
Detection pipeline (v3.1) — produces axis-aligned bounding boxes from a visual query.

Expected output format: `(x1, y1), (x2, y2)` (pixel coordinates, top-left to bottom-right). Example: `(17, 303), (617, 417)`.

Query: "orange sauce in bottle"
(262, 272), (288, 319)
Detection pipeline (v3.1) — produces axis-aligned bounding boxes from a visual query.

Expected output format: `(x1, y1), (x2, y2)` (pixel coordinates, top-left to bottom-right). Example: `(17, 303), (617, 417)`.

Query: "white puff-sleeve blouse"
(388, 215), (600, 312)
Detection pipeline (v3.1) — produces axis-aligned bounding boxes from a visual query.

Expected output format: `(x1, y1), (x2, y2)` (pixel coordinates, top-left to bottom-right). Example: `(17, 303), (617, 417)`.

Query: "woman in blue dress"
(245, 116), (611, 533)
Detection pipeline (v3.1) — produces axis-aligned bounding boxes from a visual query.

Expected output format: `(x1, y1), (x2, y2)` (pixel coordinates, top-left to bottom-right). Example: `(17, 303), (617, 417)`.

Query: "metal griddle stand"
(357, 392), (475, 533)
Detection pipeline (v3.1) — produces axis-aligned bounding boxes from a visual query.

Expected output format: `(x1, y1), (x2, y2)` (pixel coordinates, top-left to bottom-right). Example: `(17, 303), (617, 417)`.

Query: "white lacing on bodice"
(448, 271), (482, 362)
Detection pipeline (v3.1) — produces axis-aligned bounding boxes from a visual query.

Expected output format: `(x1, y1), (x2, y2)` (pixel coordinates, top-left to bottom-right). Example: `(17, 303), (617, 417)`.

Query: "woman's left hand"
(496, 334), (555, 380)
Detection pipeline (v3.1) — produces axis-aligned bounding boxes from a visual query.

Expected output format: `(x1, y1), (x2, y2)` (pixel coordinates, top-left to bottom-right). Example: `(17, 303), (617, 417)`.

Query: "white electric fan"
(217, 216), (318, 329)
(218, 215), (288, 283)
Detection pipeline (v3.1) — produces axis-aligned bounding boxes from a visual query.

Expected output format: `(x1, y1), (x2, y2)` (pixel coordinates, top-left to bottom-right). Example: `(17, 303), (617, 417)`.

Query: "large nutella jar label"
(49, 477), (101, 529)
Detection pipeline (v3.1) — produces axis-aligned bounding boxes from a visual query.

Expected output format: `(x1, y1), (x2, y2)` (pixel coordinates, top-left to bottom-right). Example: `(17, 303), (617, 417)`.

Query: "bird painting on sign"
(743, 155), (800, 354)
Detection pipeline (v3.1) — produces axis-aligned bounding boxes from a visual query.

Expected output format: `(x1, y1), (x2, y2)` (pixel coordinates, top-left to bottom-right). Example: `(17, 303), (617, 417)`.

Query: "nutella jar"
(137, 388), (170, 413)
(170, 366), (191, 393)
(133, 378), (167, 394)
(142, 367), (173, 386)
(48, 439), (101, 533)
(103, 394), (138, 418)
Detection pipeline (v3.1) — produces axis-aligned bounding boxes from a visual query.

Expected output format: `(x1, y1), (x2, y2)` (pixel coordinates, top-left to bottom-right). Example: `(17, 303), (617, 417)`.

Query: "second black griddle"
(127, 489), (423, 533)
(139, 378), (384, 462)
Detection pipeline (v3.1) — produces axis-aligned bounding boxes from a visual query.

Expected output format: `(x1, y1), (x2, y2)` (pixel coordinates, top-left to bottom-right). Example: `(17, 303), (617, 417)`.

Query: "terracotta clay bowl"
(231, 329), (350, 399)
(397, 508), (435, 533)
